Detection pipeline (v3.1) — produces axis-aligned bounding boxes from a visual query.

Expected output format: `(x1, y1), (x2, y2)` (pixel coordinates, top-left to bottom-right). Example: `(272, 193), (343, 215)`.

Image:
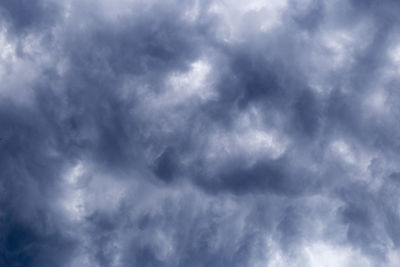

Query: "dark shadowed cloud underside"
(1, 0), (400, 266)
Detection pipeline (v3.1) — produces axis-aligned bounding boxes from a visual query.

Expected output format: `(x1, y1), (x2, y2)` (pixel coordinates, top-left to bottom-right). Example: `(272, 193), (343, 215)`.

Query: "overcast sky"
(1, 0), (400, 266)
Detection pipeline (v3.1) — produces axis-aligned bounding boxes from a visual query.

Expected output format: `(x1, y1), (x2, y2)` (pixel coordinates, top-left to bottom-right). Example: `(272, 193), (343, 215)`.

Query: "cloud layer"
(1, 0), (400, 266)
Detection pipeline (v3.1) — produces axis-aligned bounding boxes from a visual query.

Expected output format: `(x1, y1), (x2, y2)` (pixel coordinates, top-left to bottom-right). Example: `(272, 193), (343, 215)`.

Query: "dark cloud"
(0, 0), (60, 36)
(1, 0), (400, 266)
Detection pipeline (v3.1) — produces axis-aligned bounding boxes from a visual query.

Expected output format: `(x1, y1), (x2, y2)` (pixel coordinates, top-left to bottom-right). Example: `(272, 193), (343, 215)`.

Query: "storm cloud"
(1, 0), (400, 266)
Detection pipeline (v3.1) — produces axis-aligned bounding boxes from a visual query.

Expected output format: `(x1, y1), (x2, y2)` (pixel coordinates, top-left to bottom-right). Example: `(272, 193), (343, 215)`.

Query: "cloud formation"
(1, 0), (400, 266)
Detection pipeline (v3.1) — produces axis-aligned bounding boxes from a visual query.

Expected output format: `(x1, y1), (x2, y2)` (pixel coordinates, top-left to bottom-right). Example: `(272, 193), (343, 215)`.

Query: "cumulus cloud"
(1, 0), (400, 266)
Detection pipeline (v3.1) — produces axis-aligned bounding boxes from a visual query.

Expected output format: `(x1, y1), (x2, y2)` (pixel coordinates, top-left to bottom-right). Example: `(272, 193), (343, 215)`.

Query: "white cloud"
(205, 105), (289, 167)
(303, 242), (373, 267)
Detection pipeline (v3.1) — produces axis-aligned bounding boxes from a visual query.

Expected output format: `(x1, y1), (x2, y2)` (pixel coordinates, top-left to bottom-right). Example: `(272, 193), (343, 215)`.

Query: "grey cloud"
(0, 0), (60, 36)
(1, 0), (400, 266)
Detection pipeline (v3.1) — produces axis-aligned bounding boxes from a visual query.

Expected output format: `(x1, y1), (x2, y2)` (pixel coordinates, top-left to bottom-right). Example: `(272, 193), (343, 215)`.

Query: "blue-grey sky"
(1, 0), (400, 266)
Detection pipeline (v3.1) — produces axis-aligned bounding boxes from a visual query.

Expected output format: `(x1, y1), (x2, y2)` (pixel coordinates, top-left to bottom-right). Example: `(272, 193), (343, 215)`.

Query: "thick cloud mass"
(1, 0), (400, 266)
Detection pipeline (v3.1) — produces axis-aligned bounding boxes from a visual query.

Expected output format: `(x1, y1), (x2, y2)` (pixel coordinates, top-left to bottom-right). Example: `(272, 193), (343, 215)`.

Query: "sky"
(1, 0), (400, 266)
